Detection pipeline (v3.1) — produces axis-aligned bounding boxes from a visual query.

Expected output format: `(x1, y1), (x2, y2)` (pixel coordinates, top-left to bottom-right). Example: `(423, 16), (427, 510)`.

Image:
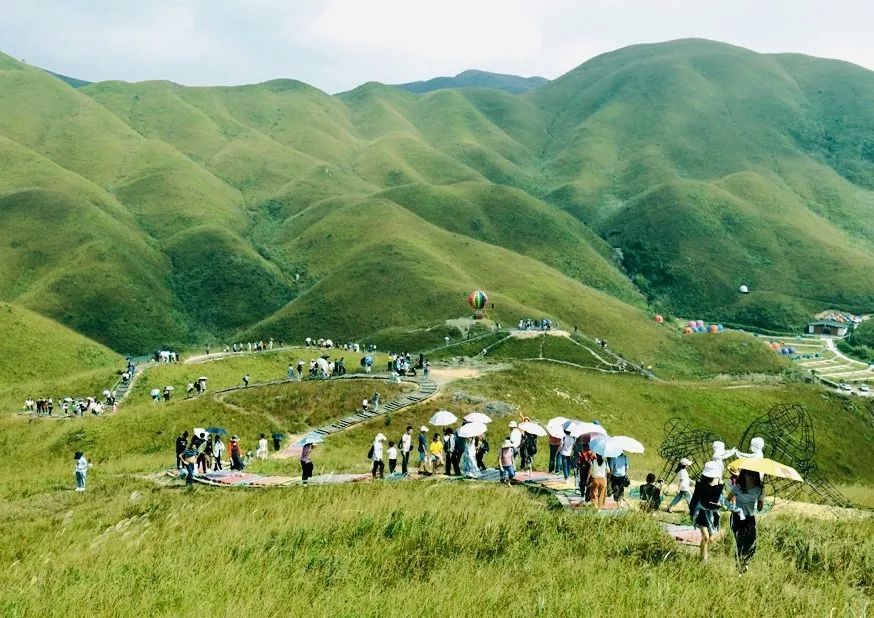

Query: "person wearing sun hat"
(666, 457), (693, 513)
(689, 460), (726, 561)
(710, 441), (735, 479)
(371, 433), (386, 479)
(499, 439), (516, 485)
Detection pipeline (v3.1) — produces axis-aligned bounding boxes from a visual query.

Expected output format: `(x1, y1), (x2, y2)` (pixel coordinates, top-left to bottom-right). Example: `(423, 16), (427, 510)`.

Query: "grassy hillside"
(0, 303), (120, 387)
(1, 40), (873, 358)
(533, 39), (874, 325)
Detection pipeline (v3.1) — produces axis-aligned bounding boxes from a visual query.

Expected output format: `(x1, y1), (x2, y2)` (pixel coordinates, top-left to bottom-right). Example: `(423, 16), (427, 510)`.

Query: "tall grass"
(0, 479), (870, 616)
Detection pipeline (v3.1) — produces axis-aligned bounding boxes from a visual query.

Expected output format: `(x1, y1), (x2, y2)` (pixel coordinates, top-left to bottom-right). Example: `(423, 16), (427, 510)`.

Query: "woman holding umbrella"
(726, 469), (764, 572)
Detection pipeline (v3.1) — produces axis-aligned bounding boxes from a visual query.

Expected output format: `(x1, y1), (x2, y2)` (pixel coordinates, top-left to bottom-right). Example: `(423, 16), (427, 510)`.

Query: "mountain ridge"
(1, 39), (872, 364)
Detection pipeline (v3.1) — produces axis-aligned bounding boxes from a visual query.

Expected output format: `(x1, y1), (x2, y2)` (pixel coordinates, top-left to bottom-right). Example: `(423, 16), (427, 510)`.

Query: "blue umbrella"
(206, 427), (228, 435)
(364, 355), (373, 366)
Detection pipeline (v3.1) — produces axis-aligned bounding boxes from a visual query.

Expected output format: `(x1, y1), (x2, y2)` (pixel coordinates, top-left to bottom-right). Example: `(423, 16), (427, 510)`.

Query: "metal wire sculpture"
(659, 403), (852, 512)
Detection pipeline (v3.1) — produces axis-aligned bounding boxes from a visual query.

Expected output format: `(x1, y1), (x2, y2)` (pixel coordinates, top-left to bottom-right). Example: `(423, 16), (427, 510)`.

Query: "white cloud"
(306, 0), (542, 63)
(0, 0), (870, 91)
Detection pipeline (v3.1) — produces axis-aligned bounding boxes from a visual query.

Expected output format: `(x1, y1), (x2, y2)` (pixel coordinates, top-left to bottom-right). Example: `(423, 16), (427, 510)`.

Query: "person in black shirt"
(175, 431), (189, 469)
(638, 473), (663, 512)
(689, 461), (725, 561)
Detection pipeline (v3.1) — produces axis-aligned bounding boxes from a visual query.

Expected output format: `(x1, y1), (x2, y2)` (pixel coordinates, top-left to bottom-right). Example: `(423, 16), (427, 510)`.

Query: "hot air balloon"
(468, 290), (488, 319)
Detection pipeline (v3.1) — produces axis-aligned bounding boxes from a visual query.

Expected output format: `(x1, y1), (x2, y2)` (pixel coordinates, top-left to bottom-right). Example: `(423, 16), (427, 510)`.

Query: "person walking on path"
(690, 461), (726, 562)
(175, 431), (189, 469)
(727, 469), (764, 572)
(212, 435), (226, 471)
(362, 398), (369, 414)
(559, 429), (575, 480)
(243, 374), (250, 388)
(401, 426), (413, 475)
(230, 436), (244, 471)
(589, 454), (608, 508)
(74, 451), (89, 491)
(300, 440), (316, 484)
(371, 433), (386, 478)
(577, 445), (593, 500)
(499, 439), (516, 485)
(288, 365), (294, 381)
(418, 426), (431, 475)
(548, 433), (561, 474)
(666, 458), (693, 513)
(297, 360), (304, 381)
(256, 434), (269, 460)
(609, 452), (630, 502)
(423, 360), (431, 382)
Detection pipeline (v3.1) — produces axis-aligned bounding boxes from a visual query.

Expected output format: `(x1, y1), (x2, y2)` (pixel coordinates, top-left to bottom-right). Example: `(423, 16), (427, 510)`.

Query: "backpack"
(367, 445), (374, 460)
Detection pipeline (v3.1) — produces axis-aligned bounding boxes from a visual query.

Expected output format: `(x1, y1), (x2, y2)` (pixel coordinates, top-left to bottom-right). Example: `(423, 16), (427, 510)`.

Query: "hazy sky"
(1, 0), (872, 93)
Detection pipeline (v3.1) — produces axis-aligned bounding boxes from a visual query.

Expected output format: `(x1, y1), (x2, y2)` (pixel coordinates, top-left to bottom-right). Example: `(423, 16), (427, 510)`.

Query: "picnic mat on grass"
(663, 523), (702, 545)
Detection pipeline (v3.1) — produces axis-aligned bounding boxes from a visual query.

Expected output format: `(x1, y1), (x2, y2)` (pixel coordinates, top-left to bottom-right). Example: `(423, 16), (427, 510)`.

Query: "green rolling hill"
(1, 39), (873, 366)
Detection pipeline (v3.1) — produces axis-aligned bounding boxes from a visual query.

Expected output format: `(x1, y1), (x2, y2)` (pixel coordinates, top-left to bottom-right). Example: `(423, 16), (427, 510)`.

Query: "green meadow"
(1, 343), (872, 616)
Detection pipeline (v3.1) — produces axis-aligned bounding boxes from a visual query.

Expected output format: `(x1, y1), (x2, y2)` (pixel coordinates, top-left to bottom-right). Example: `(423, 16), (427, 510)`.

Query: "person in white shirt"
(400, 426), (413, 475)
(74, 451), (89, 491)
(666, 457), (693, 512)
(509, 421), (522, 463)
(589, 454), (608, 507)
(711, 441), (733, 479)
(371, 433), (386, 478)
(362, 398), (369, 413)
(256, 434), (269, 460)
(387, 441), (398, 474)
(559, 430), (576, 480)
(212, 436), (226, 470)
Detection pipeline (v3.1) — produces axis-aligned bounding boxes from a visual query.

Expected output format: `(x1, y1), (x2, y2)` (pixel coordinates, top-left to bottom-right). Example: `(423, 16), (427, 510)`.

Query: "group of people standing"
(546, 429), (629, 507)
(175, 430), (245, 485)
(25, 394), (113, 416)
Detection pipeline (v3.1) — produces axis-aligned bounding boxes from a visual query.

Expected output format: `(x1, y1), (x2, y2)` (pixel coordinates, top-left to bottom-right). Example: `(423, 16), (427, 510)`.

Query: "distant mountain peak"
(392, 70), (549, 94)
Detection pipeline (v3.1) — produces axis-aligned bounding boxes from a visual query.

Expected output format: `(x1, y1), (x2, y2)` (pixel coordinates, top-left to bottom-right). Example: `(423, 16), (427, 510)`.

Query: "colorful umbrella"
(728, 458), (804, 482)
(590, 435), (622, 458)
